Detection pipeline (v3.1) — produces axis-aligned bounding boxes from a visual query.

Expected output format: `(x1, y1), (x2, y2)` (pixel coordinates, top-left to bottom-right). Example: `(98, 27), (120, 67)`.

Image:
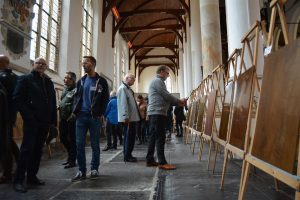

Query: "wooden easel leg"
(191, 134), (197, 154)
(212, 143), (219, 174)
(220, 149), (228, 190)
(274, 178), (279, 191)
(238, 162), (251, 200)
(295, 191), (300, 200)
(198, 137), (204, 161)
(207, 140), (212, 170)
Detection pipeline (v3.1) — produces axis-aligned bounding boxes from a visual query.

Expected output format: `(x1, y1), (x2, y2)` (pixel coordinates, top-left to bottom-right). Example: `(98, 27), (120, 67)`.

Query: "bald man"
(13, 57), (57, 192)
(117, 73), (140, 162)
(0, 55), (19, 184)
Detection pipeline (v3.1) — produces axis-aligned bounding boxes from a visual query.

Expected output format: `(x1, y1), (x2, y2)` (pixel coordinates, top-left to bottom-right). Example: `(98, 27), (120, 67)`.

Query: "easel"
(238, 1), (300, 199)
(210, 49), (241, 174)
(220, 21), (262, 190)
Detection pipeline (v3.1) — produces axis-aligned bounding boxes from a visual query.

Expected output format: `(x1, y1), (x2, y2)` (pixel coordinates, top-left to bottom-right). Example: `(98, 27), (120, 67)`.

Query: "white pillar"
(200, 0), (222, 78)
(178, 43), (185, 97)
(225, 0), (263, 75)
(190, 0), (203, 88)
(59, 0), (82, 77)
(185, 22), (193, 96)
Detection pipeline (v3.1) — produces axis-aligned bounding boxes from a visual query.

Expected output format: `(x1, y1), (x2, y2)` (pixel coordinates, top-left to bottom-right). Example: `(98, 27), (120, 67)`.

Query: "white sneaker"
(89, 170), (99, 179)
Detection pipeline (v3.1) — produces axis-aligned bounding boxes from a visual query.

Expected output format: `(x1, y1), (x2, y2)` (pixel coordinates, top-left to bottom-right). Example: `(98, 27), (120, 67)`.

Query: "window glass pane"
(51, 21), (57, 45)
(42, 0), (50, 13)
(30, 32), (37, 60)
(40, 38), (47, 58)
(41, 11), (49, 38)
(32, 5), (39, 31)
(49, 45), (56, 70)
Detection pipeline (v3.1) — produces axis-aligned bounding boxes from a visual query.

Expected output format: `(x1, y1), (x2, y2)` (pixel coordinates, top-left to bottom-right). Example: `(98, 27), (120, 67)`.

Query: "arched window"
(80, 0), (93, 75)
(30, 0), (62, 71)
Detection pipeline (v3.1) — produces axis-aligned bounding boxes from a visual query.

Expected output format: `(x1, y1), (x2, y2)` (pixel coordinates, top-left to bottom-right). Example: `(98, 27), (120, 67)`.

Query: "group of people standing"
(0, 54), (187, 193)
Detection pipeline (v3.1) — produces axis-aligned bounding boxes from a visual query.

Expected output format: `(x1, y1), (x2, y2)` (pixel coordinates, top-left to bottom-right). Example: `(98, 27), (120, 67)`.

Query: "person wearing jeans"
(71, 56), (109, 182)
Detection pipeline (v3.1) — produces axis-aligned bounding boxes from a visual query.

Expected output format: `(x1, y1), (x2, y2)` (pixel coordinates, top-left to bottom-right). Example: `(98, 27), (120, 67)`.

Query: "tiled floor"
(0, 133), (294, 200)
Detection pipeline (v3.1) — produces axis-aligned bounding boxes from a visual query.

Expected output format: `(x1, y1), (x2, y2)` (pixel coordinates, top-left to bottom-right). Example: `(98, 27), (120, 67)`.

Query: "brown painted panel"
(196, 96), (206, 132)
(252, 39), (300, 173)
(219, 82), (233, 141)
(204, 90), (217, 136)
(229, 67), (254, 150)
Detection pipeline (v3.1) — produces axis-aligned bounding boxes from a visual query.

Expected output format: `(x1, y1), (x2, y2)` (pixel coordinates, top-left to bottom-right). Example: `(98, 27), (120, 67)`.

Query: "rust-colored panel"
(219, 82), (233, 141)
(196, 96), (206, 132)
(229, 67), (255, 150)
(252, 39), (300, 173)
(204, 90), (217, 136)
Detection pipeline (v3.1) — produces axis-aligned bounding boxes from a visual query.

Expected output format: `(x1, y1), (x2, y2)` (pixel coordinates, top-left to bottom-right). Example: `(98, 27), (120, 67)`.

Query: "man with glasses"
(13, 57), (57, 192)
(71, 56), (109, 182)
(146, 65), (186, 170)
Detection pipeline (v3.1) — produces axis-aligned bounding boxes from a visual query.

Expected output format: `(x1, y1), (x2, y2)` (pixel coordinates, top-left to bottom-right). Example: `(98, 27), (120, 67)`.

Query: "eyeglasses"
(35, 62), (47, 66)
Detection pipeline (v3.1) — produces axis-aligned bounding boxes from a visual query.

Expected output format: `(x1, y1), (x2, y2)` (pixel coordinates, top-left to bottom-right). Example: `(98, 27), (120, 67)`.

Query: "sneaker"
(71, 171), (86, 182)
(89, 170), (99, 179)
(159, 164), (176, 170)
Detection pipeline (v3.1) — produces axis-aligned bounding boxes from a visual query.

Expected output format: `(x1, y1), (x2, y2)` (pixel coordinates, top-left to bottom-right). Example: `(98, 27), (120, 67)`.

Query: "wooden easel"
(219, 21), (262, 190)
(238, 1), (300, 199)
(210, 49), (241, 174)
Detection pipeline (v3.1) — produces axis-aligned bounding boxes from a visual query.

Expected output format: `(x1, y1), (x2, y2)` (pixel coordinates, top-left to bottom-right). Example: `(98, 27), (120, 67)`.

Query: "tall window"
(81, 0), (94, 75)
(30, 0), (61, 71)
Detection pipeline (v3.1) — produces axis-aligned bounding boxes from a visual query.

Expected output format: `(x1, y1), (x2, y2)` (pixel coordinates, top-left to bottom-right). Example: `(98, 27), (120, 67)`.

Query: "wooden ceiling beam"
(130, 44), (179, 49)
(119, 24), (182, 33)
(119, 9), (185, 17)
(135, 55), (177, 60)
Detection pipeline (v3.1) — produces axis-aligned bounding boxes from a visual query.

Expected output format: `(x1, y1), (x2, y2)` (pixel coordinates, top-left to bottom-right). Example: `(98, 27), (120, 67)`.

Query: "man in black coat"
(0, 55), (20, 184)
(13, 57), (57, 193)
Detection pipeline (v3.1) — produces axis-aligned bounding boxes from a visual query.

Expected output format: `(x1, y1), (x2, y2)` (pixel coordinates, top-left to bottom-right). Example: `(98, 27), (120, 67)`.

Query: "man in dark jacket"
(0, 55), (20, 184)
(13, 57), (57, 193)
(58, 72), (77, 169)
(71, 56), (109, 182)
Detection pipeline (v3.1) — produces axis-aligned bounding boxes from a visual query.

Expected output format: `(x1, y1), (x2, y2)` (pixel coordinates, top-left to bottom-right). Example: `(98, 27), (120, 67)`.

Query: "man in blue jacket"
(71, 56), (109, 182)
(103, 90), (121, 151)
(13, 57), (57, 192)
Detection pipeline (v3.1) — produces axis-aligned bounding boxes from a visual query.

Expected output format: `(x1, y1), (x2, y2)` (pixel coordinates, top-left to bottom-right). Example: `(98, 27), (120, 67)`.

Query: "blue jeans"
(146, 115), (167, 165)
(76, 112), (101, 173)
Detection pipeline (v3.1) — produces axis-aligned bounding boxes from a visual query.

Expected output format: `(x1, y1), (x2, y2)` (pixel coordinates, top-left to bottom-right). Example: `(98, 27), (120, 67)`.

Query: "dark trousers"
(1, 125), (20, 177)
(146, 115), (167, 165)
(136, 120), (146, 143)
(14, 121), (49, 182)
(122, 122), (137, 159)
(106, 121), (120, 148)
(59, 119), (76, 163)
(176, 120), (183, 136)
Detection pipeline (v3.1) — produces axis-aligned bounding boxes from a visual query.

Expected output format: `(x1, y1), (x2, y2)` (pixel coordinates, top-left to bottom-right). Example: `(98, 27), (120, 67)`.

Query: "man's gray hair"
(156, 65), (169, 74)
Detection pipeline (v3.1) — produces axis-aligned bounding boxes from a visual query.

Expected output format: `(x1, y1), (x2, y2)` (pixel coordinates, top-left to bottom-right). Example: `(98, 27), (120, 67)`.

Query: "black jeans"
(59, 119), (76, 163)
(146, 115), (167, 165)
(106, 121), (120, 148)
(14, 121), (49, 182)
(1, 124), (19, 177)
(176, 120), (183, 135)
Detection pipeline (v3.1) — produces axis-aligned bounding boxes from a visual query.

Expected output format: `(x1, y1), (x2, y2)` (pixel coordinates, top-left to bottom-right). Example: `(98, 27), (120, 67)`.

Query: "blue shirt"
(81, 76), (97, 112)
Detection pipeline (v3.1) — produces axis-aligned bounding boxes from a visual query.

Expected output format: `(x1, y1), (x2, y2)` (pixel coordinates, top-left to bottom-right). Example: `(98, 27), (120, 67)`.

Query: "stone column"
(225, 0), (263, 75)
(185, 21), (193, 96)
(200, 0), (222, 78)
(178, 43), (185, 97)
(190, 0), (203, 88)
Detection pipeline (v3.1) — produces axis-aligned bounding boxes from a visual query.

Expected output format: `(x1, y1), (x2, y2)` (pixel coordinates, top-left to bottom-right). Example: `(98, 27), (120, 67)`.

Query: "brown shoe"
(159, 164), (176, 170)
(146, 161), (159, 167)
